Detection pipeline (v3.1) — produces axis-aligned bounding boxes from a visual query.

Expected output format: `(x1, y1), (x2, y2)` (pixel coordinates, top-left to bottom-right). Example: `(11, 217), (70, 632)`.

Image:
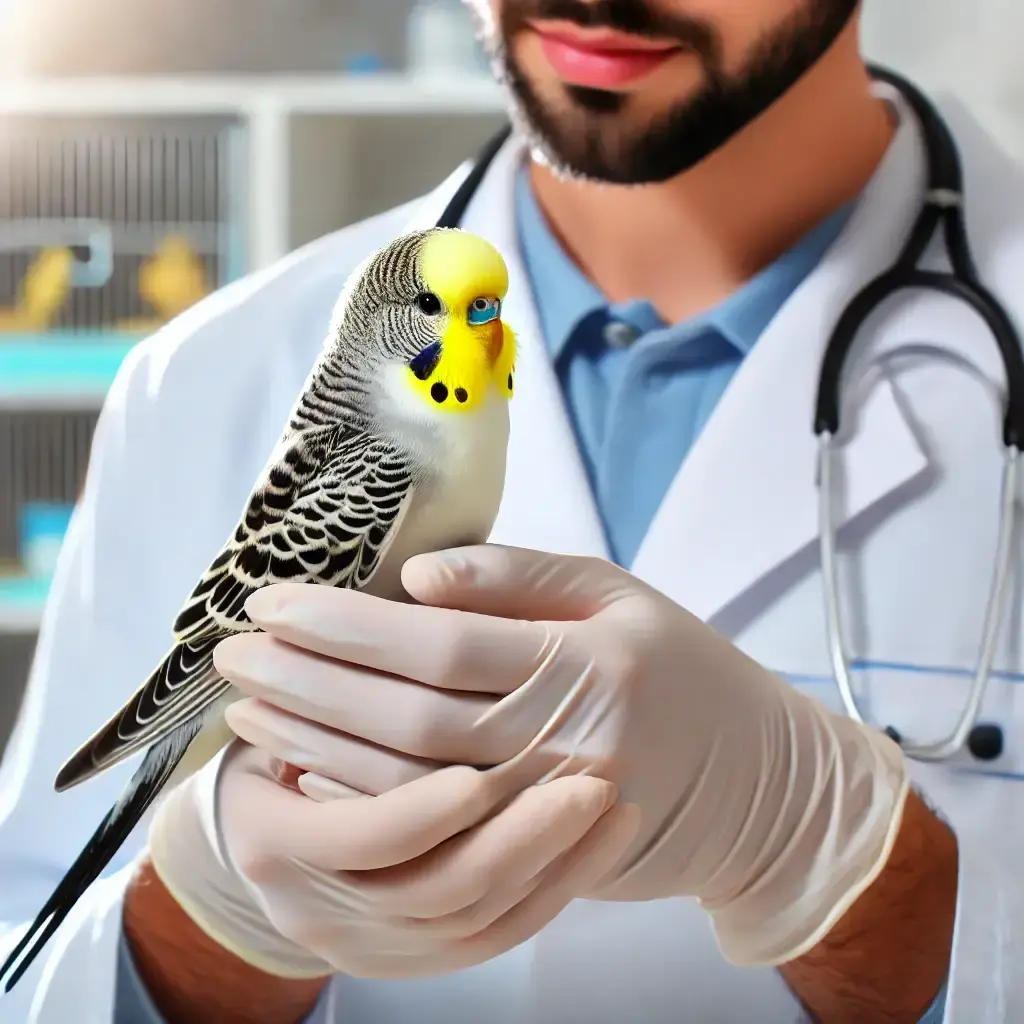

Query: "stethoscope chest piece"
(885, 722), (1004, 762)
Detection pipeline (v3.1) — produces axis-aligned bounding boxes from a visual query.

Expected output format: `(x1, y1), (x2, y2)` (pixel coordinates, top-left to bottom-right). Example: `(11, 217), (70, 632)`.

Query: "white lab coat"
(1, 81), (1023, 1023)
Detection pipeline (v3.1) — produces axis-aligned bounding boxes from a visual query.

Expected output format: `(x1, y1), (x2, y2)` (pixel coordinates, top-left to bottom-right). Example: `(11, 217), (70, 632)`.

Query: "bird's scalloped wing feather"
(55, 424), (416, 789)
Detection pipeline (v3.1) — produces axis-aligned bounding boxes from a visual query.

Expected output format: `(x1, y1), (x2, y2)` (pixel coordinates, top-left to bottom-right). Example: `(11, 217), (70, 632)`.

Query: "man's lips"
(530, 23), (681, 89)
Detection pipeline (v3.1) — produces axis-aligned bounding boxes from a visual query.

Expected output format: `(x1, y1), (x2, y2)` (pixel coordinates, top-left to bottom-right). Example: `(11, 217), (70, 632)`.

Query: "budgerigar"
(0, 227), (517, 991)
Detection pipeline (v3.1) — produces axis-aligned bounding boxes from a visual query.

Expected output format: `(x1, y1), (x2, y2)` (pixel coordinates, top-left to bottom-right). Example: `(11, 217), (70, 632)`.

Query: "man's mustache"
(503, 0), (718, 58)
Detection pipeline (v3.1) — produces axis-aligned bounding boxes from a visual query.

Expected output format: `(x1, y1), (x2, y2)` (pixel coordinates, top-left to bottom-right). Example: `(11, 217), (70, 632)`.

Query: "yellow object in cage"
(0, 248), (75, 333)
(117, 236), (212, 333)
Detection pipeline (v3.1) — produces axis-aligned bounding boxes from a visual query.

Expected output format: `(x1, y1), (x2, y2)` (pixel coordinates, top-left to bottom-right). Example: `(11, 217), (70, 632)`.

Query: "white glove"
(147, 736), (639, 979)
(216, 544), (909, 968)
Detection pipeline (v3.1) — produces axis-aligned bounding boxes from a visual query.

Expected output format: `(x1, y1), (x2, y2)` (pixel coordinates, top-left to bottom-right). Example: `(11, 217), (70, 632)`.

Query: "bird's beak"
(481, 319), (504, 365)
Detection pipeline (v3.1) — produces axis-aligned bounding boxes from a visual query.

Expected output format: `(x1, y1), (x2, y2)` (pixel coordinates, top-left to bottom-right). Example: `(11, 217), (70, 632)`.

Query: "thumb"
(401, 544), (628, 621)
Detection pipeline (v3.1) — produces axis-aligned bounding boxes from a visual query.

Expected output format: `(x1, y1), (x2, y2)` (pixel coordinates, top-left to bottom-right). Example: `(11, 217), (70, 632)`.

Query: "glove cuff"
(704, 697), (910, 967)
(147, 745), (334, 980)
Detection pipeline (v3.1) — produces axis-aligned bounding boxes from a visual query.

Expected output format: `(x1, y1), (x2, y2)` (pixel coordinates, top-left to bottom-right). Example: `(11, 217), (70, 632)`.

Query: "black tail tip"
(1, 941), (37, 993)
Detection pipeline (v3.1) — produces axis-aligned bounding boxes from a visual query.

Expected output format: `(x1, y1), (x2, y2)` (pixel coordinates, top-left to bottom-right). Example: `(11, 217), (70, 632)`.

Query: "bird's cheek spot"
(454, 387), (468, 404)
(409, 341), (442, 381)
(430, 381), (449, 404)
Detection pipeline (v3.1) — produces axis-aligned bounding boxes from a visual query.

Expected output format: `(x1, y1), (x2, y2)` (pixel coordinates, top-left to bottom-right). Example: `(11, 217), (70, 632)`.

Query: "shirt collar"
(514, 167), (606, 360)
(514, 162), (855, 357)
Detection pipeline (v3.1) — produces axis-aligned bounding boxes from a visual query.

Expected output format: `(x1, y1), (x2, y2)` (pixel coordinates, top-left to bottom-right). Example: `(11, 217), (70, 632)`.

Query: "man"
(5, 0), (1024, 1021)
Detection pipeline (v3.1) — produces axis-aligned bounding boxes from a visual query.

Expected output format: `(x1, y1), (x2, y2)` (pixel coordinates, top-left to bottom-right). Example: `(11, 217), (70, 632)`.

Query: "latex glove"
(219, 544), (909, 968)
(147, 737), (639, 980)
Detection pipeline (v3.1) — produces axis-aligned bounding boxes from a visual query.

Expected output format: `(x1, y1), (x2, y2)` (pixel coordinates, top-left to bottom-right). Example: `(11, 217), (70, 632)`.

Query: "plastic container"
(406, 0), (484, 77)
(18, 502), (74, 579)
(346, 53), (387, 75)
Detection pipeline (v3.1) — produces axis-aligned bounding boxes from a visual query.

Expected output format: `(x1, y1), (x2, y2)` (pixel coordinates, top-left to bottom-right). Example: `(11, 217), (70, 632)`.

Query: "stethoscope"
(436, 65), (1024, 764)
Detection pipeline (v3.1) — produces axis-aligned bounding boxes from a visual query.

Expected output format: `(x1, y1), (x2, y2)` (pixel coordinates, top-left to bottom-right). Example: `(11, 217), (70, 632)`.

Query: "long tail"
(0, 719), (202, 993)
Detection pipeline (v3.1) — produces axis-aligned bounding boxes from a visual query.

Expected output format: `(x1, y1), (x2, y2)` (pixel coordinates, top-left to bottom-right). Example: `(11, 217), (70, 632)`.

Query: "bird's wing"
(173, 425), (414, 642)
(55, 424), (416, 789)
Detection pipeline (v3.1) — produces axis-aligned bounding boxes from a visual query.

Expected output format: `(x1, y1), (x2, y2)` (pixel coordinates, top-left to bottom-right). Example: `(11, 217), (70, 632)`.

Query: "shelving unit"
(0, 72), (506, 638)
(0, 334), (140, 408)
(0, 74), (505, 269)
(0, 576), (50, 635)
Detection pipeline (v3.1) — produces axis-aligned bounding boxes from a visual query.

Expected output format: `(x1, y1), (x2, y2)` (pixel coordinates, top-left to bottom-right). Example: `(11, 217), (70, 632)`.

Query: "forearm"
(123, 856), (329, 1024)
(778, 788), (958, 1024)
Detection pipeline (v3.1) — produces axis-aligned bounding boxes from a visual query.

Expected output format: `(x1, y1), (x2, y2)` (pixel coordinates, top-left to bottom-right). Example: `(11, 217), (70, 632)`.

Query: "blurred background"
(0, 0), (1022, 754)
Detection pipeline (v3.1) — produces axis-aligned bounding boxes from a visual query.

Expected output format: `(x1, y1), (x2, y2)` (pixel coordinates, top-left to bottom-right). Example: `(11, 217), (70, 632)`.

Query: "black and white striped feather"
(0, 423), (417, 992)
(0, 228), (455, 992)
(57, 424), (415, 789)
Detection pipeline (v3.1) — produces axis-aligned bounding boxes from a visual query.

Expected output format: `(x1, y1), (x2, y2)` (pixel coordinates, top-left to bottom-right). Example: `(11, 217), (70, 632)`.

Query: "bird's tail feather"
(0, 719), (202, 993)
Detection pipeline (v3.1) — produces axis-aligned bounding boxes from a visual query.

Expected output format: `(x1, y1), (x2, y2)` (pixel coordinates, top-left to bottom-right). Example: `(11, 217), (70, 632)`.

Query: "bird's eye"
(467, 296), (500, 324)
(416, 292), (443, 315)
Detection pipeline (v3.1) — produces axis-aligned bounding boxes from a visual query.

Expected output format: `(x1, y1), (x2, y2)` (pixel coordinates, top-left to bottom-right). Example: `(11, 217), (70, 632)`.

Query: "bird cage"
(0, 114), (246, 590)
(0, 114), (245, 336)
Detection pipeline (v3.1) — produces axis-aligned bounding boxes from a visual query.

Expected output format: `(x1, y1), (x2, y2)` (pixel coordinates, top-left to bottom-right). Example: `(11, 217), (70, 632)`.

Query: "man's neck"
(528, 25), (895, 324)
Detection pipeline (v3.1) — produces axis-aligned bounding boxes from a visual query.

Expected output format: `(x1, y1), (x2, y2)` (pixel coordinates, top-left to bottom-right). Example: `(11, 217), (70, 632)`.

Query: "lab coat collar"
(401, 85), (931, 620)
(631, 83), (931, 621)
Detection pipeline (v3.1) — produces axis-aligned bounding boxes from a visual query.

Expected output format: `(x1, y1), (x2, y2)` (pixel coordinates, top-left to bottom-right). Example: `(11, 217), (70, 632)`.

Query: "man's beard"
(467, 0), (859, 184)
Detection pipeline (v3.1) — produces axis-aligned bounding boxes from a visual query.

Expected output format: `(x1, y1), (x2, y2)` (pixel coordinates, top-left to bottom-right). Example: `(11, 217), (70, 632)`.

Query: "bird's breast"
(367, 392), (510, 601)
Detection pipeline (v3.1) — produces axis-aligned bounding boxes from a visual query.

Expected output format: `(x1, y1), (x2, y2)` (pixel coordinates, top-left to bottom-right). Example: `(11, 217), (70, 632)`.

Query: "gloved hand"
(146, 728), (639, 980)
(217, 544), (910, 968)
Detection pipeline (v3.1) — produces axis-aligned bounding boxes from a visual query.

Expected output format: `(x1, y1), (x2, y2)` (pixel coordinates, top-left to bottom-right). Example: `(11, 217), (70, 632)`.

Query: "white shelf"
(0, 72), (506, 271)
(0, 579), (47, 635)
(0, 73), (505, 270)
(0, 73), (505, 116)
(0, 603), (42, 634)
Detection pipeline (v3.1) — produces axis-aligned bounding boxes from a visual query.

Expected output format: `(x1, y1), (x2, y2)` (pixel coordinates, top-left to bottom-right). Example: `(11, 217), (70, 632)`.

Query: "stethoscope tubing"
(436, 66), (1024, 763)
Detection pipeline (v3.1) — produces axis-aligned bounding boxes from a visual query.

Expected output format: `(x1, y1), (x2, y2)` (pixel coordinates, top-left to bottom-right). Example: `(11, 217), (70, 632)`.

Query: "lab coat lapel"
(405, 136), (610, 559)
(632, 89), (931, 623)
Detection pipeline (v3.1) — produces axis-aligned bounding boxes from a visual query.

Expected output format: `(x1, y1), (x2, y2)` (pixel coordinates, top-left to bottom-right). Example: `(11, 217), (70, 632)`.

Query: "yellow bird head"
(335, 228), (517, 422)
(405, 228), (516, 413)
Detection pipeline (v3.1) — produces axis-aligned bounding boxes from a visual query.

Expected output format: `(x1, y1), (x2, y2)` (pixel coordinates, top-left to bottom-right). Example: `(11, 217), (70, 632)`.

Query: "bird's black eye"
(416, 292), (442, 315)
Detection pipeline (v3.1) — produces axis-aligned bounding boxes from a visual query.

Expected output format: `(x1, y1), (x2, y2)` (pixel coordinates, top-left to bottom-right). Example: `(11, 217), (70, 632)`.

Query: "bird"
(0, 247), (74, 333)
(118, 236), (212, 333)
(0, 226), (517, 992)
(137, 235), (211, 320)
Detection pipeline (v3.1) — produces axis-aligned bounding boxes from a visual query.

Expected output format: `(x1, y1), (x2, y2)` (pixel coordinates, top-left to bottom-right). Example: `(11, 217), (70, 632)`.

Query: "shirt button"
(602, 320), (640, 349)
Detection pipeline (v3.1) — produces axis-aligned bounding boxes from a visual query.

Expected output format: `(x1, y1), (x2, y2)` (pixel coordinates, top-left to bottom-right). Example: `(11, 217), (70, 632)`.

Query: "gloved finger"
(442, 800), (640, 969)
(348, 776), (620, 918)
(398, 875), (544, 944)
(225, 696), (443, 795)
(216, 635), (526, 764)
(297, 772), (365, 801)
(243, 582), (551, 695)
(409, 796), (636, 942)
(355, 801), (642, 980)
(227, 758), (521, 872)
(402, 544), (634, 621)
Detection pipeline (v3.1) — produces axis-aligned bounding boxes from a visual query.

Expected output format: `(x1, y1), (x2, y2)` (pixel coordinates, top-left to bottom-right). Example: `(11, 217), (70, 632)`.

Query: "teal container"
(18, 502), (75, 579)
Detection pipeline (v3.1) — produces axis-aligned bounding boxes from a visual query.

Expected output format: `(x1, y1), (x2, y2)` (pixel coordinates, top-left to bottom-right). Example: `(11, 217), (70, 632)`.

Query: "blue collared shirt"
(514, 165), (854, 567)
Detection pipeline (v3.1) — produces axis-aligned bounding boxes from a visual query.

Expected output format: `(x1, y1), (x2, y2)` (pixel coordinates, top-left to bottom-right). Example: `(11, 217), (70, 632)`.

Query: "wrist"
(124, 856), (329, 1024)
(704, 688), (909, 966)
(778, 788), (957, 1023)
